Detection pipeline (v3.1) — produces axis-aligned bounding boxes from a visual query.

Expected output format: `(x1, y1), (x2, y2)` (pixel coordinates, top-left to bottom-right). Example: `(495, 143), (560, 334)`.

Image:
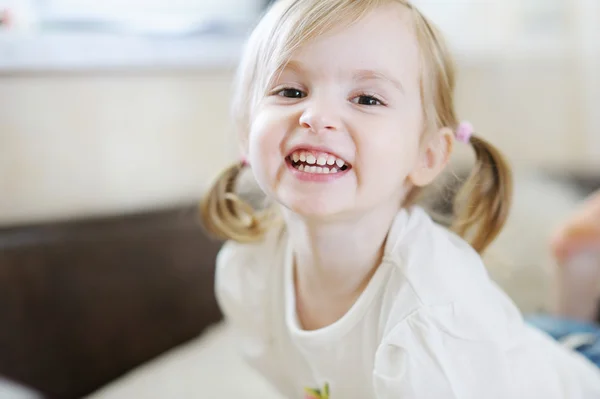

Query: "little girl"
(201, 0), (600, 397)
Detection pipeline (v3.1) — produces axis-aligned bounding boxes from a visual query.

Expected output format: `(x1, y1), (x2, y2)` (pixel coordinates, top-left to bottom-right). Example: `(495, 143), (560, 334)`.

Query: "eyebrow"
(353, 69), (405, 93)
(274, 60), (306, 81)
(276, 62), (405, 93)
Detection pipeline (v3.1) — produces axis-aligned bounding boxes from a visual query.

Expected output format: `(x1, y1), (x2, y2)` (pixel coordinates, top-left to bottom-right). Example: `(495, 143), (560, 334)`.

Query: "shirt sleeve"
(372, 309), (520, 399)
(214, 240), (273, 350)
(214, 236), (295, 397)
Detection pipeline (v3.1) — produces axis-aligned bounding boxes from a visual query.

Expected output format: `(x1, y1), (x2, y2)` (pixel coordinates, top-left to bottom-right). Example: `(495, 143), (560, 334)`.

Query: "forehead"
(283, 4), (420, 83)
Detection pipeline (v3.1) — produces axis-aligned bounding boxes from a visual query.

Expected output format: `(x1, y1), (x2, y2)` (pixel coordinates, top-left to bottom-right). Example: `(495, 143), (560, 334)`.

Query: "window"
(415, 0), (569, 56)
(34, 0), (266, 35)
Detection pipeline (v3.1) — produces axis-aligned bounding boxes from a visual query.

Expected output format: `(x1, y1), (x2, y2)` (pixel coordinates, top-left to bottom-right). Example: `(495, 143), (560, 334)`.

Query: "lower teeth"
(297, 164), (337, 174)
(292, 162), (350, 174)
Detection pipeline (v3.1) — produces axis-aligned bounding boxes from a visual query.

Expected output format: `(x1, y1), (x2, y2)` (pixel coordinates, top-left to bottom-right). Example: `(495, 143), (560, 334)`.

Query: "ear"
(408, 127), (454, 187)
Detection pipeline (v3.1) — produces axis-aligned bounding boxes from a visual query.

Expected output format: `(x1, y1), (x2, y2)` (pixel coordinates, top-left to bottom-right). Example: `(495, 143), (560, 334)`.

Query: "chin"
(277, 191), (349, 220)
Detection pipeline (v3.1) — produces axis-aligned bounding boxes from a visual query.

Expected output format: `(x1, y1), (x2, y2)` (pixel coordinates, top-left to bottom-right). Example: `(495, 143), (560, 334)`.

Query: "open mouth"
(286, 149), (351, 175)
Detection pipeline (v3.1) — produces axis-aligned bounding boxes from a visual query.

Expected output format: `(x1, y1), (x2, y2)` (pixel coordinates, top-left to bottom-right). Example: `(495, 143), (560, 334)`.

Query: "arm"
(551, 189), (600, 262)
(214, 239), (295, 398)
(214, 240), (272, 347)
(550, 189), (600, 321)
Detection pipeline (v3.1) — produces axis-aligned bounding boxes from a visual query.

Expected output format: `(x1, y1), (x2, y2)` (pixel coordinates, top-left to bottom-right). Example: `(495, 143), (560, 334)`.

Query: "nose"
(298, 97), (342, 132)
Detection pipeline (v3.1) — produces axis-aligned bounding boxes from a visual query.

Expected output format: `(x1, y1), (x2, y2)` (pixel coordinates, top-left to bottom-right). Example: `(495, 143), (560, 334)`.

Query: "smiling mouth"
(286, 150), (351, 175)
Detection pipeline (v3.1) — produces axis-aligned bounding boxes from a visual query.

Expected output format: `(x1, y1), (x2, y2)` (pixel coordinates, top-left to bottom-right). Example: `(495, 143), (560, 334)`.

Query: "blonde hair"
(200, 0), (513, 253)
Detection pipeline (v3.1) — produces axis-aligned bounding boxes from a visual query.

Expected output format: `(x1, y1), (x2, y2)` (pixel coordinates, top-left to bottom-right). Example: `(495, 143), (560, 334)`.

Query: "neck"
(282, 202), (400, 297)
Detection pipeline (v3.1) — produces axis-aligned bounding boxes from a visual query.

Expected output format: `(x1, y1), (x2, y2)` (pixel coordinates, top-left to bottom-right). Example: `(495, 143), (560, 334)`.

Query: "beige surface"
(0, 377), (42, 399)
(86, 322), (283, 399)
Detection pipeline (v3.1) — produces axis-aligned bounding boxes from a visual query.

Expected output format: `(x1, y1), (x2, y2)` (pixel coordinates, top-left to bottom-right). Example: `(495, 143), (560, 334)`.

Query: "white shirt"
(215, 206), (600, 399)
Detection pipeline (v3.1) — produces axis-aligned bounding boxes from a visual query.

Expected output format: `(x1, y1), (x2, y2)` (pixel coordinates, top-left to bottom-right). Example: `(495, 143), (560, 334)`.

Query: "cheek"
(247, 108), (293, 187)
(358, 119), (421, 177)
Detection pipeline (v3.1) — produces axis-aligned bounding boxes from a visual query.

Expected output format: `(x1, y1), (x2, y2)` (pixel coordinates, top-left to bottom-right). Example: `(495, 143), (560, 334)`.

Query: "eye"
(275, 88), (307, 99)
(351, 94), (385, 106)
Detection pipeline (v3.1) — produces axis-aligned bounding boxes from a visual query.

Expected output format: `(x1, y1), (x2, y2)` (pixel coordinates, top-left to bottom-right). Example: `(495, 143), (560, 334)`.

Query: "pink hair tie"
(456, 121), (474, 143)
(240, 157), (249, 167)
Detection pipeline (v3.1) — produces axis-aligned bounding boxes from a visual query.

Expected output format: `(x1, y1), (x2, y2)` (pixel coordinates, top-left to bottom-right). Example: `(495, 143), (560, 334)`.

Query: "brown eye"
(352, 95), (383, 106)
(277, 88), (306, 98)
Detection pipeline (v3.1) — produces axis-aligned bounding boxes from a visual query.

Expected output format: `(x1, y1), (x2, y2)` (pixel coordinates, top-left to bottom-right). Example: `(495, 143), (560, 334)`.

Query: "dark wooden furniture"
(0, 204), (223, 399)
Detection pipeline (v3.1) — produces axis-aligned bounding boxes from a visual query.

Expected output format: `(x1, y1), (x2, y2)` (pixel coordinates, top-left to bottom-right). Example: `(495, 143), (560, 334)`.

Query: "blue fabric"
(527, 314), (600, 368)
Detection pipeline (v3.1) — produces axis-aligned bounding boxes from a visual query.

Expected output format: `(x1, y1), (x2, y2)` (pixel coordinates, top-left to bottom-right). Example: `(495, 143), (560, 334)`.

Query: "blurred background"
(0, 0), (598, 398)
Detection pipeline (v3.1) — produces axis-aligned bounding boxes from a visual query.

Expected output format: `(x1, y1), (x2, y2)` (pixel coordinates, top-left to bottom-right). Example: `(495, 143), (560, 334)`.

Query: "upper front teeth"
(290, 151), (347, 169)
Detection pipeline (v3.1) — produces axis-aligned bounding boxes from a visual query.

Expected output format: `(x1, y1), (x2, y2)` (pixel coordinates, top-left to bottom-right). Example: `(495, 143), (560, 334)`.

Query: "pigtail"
(200, 162), (275, 243)
(451, 135), (513, 253)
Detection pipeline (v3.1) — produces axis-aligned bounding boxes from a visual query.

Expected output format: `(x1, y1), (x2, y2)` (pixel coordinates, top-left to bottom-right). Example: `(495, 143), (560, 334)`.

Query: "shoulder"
(381, 207), (524, 339)
(385, 207), (504, 305)
(373, 208), (529, 396)
(216, 223), (286, 283)
(215, 224), (287, 325)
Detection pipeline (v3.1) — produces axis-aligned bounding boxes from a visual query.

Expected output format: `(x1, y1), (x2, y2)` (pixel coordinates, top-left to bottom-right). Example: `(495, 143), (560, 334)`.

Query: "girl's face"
(247, 4), (431, 220)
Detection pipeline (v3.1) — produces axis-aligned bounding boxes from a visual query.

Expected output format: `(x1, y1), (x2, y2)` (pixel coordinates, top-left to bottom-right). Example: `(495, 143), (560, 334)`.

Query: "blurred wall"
(1, 0), (599, 226)
(0, 70), (237, 225)
(1, 56), (598, 226)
